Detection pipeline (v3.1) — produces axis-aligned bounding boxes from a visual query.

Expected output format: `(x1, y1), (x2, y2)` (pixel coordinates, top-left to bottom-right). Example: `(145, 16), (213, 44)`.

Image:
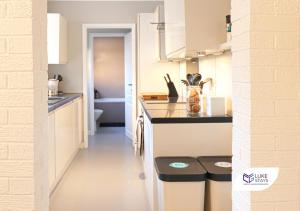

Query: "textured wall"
(0, 0), (49, 210)
(232, 0), (300, 210)
(48, 1), (162, 93)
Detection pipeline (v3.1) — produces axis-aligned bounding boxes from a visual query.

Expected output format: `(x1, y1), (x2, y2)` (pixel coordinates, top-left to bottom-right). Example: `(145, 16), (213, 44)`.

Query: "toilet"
(94, 109), (104, 132)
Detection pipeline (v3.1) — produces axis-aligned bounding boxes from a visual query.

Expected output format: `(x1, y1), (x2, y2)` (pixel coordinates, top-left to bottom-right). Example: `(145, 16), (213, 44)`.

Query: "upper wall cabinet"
(47, 13), (68, 64)
(164, 0), (231, 59)
(153, 6), (167, 61)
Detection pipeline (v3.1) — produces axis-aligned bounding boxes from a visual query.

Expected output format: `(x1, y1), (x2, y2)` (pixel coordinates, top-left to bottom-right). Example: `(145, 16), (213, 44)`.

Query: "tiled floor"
(50, 127), (149, 211)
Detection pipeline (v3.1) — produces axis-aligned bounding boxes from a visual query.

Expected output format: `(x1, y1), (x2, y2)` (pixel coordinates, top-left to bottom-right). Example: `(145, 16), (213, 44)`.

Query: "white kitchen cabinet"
(73, 98), (83, 147)
(153, 6), (167, 61)
(164, 0), (231, 58)
(48, 112), (56, 191)
(143, 116), (154, 211)
(137, 13), (180, 94)
(48, 97), (83, 194)
(47, 13), (68, 64)
(55, 102), (75, 178)
(142, 113), (232, 211)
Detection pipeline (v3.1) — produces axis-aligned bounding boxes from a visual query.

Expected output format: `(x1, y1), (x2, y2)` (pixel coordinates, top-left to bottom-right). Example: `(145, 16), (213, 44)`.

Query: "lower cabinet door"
(143, 116), (154, 210)
(55, 103), (75, 178)
(73, 98), (83, 148)
(48, 112), (56, 190)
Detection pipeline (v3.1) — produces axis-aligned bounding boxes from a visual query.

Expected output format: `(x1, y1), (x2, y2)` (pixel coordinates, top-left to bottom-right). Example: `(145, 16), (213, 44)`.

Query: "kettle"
(48, 79), (59, 96)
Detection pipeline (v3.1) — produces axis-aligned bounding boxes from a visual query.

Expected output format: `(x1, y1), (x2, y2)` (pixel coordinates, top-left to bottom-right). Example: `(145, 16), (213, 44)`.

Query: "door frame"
(82, 24), (137, 148)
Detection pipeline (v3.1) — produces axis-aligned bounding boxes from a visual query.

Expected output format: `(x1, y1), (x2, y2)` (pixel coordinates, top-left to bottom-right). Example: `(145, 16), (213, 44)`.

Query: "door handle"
(128, 84), (133, 86)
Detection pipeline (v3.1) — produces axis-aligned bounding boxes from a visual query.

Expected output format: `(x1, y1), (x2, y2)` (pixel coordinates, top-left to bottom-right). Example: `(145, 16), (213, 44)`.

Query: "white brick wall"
(7, 72), (33, 89)
(8, 36), (33, 54)
(0, 0), (48, 210)
(9, 178), (34, 194)
(231, 1), (251, 209)
(232, 0), (300, 210)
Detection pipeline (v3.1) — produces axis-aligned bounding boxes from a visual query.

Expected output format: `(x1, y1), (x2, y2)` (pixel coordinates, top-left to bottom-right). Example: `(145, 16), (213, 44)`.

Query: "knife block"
(167, 82), (179, 98)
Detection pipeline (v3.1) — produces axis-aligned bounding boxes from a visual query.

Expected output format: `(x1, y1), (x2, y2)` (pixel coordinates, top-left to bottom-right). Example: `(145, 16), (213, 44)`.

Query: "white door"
(88, 34), (95, 136)
(124, 32), (134, 140)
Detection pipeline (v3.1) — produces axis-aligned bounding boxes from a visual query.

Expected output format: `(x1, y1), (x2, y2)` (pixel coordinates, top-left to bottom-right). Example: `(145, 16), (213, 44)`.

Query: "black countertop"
(140, 98), (232, 124)
(48, 93), (82, 113)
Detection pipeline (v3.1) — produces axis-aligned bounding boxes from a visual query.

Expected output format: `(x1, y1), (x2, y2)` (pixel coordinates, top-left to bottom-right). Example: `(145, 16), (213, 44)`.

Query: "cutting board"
(141, 92), (168, 101)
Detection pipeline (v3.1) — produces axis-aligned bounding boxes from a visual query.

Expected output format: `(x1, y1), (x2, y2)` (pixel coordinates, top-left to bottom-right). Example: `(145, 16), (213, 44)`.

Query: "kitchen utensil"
(193, 73), (202, 85)
(181, 80), (189, 86)
(165, 74), (178, 98)
(53, 74), (63, 81)
(187, 74), (193, 85)
(199, 78), (213, 94)
(166, 74), (172, 82)
(57, 75), (63, 82)
(164, 76), (169, 84)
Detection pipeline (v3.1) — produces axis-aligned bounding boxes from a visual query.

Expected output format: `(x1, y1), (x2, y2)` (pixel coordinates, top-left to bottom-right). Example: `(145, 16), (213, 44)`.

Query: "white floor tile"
(50, 127), (149, 211)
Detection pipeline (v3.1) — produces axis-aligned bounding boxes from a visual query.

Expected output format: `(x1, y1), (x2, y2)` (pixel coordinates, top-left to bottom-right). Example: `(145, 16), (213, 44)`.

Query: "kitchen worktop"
(48, 93), (82, 113)
(139, 97), (232, 124)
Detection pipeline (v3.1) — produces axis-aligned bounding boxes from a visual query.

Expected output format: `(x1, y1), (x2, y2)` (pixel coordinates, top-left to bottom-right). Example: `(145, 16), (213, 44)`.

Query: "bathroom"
(93, 36), (126, 130)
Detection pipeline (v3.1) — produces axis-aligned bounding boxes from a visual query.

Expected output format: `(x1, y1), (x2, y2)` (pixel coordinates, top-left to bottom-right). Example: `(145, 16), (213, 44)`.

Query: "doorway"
(82, 24), (137, 147)
(93, 36), (126, 128)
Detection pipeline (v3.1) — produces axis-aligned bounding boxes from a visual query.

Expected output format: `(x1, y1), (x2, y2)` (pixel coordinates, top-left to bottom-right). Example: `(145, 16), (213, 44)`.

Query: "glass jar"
(186, 86), (201, 116)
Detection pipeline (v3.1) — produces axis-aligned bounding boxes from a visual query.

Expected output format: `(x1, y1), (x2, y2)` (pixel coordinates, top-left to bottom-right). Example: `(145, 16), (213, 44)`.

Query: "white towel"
(134, 115), (144, 158)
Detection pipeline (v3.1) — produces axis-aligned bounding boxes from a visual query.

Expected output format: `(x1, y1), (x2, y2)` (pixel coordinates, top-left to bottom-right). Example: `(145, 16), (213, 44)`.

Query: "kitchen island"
(140, 98), (232, 124)
(139, 98), (232, 211)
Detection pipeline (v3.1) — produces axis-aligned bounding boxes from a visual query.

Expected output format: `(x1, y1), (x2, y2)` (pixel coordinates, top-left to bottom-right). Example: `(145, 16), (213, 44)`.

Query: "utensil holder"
(186, 86), (202, 116)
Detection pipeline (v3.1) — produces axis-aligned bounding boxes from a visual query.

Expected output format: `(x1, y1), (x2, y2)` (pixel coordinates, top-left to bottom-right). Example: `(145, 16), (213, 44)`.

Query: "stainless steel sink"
(49, 96), (65, 100)
(48, 96), (67, 105)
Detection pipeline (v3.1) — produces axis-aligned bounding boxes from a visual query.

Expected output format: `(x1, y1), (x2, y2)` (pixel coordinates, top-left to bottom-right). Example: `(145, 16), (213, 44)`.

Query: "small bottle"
(226, 15), (232, 42)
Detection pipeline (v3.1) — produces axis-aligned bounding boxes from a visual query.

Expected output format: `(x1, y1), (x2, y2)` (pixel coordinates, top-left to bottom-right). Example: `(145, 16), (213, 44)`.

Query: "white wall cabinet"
(48, 97), (83, 193)
(164, 0), (231, 58)
(47, 13), (68, 64)
(137, 13), (180, 94)
(153, 6), (167, 61)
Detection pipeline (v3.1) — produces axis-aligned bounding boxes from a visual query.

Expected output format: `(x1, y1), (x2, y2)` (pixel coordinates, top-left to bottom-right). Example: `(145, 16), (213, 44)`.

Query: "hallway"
(50, 127), (149, 211)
